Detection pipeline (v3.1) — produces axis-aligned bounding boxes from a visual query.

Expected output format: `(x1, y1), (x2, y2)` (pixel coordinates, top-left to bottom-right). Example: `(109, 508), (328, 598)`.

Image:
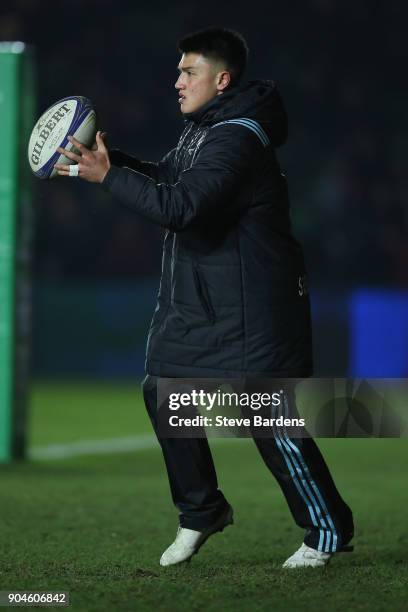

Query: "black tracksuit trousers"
(142, 374), (354, 553)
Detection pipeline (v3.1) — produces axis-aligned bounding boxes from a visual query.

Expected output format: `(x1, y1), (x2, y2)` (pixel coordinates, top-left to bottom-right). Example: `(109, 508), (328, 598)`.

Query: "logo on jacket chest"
(180, 128), (210, 168)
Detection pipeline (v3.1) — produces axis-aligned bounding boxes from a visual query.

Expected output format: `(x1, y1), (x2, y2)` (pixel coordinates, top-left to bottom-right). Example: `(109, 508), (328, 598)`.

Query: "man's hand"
(54, 131), (111, 183)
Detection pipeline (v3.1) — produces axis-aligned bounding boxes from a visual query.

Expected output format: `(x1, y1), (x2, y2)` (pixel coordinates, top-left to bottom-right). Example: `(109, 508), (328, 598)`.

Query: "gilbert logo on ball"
(28, 96), (97, 179)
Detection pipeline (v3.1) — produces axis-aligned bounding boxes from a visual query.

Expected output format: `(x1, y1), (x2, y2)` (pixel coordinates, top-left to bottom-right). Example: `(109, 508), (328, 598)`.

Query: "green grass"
(0, 382), (406, 611)
(29, 382), (151, 446)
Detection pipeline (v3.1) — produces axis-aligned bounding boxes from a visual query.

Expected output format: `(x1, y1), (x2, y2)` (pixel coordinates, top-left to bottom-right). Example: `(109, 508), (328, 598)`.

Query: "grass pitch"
(0, 382), (406, 611)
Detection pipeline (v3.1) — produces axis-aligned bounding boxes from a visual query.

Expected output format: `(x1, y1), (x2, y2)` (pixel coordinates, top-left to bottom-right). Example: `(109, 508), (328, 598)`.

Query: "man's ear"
(217, 70), (231, 92)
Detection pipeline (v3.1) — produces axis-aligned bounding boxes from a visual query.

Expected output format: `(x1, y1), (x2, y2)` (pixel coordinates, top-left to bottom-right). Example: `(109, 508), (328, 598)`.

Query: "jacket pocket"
(193, 265), (215, 325)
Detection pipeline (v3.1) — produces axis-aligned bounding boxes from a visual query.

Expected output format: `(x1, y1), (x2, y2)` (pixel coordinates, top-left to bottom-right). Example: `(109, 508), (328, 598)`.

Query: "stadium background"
(2, 0), (407, 380)
(0, 1), (407, 611)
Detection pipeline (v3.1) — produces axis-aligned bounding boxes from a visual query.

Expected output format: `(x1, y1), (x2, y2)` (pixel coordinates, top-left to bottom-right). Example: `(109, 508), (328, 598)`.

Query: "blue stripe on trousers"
(275, 419), (329, 551)
(281, 394), (338, 552)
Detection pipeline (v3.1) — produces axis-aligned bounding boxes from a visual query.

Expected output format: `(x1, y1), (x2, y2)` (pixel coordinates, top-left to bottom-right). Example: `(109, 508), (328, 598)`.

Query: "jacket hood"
(183, 79), (288, 147)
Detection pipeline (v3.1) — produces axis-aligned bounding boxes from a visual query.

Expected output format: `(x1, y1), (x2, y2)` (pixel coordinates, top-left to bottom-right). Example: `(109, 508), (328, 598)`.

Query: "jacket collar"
(182, 79), (288, 147)
(182, 83), (243, 125)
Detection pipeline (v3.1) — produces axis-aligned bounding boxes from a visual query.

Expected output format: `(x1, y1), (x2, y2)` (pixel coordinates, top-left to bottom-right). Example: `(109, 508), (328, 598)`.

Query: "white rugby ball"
(28, 96), (97, 179)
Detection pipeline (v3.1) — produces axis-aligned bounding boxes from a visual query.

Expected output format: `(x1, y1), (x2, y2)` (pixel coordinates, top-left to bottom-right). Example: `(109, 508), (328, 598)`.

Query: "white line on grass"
(29, 434), (158, 460)
(29, 434), (245, 461)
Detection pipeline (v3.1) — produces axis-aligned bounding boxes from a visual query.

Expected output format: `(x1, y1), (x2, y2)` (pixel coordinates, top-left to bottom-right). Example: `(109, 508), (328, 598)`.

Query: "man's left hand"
(54, 131), (111, 183)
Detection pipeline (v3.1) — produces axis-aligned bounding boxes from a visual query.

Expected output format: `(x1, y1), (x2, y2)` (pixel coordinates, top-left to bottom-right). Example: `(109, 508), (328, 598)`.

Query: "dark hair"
(177, 27), (249, 88)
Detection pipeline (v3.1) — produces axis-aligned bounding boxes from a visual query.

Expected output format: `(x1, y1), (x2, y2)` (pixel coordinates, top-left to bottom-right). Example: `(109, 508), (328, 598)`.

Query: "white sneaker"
(282, 543), (332, 568)
(160, 506), (233, 567)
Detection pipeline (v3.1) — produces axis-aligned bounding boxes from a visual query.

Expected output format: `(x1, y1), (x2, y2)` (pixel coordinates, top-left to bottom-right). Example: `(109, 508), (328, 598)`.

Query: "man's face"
(175, 52), (229, 114)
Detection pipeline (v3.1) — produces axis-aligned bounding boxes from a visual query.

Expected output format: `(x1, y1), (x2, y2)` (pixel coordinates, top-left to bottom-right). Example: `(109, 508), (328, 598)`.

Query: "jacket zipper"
(193, 265), (215, 324)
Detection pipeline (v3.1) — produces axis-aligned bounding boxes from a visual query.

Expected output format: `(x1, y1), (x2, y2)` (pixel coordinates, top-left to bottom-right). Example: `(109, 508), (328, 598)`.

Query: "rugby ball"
(28, 96), (97, 179)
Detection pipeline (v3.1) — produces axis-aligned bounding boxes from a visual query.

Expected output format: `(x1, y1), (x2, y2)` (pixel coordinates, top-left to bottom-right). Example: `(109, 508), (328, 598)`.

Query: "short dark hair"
(177, 27), (249, 88)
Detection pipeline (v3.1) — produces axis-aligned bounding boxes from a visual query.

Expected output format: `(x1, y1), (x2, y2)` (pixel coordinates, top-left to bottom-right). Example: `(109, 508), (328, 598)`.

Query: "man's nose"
(175, 74), (184, 89)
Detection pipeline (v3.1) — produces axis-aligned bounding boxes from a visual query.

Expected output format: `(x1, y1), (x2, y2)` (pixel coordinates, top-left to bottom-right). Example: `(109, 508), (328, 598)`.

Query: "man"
(55, 27), (354, 568)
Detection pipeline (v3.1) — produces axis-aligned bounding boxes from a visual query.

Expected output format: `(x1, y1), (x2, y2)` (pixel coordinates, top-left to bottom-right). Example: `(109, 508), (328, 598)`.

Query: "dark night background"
(1, 0), (407, 377)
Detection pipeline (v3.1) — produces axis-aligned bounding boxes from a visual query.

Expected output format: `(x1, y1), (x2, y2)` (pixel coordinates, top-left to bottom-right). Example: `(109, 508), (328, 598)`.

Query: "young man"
(55, 27), (354, 568)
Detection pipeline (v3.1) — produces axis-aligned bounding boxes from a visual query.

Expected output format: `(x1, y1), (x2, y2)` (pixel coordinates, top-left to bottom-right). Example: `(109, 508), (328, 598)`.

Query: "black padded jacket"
(102, 79), (313, 378)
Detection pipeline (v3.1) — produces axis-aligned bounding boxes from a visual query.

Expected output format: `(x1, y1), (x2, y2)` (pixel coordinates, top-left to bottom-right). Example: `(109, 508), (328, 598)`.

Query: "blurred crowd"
(1, 0), (406, 288)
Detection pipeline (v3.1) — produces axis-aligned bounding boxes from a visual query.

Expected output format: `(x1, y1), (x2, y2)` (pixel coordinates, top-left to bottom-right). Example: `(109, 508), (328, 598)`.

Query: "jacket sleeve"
(101, 125), (262, 232)
(108, 148), (176, 184)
